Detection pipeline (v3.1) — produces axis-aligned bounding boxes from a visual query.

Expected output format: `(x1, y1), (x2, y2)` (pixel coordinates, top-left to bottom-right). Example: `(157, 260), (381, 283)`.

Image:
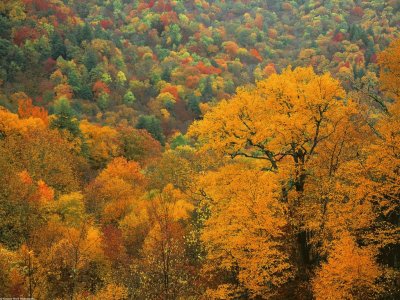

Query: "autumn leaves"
(198, 165), (292, 298)
(1, 39), (399, 298)
(189, 66), (357, 297)
(188, 56), (400, 298)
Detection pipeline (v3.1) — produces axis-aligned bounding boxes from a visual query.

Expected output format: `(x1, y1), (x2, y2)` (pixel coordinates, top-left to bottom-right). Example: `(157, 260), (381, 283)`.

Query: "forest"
(0, 0), (399, 299)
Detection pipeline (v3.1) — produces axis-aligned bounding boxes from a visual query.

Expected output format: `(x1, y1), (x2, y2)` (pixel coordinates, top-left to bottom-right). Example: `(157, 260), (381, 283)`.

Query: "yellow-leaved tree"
(188, 67), (354, 195)
(188, 67), (360, 279)
(198, 163), (293, 299)
(80, 120), (122, 169)
(134, 184), (195, 299)
(312, 234), (382, 300)
(378, 39), (400, 102)
(356, 40), (400, 295)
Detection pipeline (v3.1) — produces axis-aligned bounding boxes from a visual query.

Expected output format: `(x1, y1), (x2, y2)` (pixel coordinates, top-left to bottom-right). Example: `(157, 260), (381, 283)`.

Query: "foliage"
(0, 1), (399, 298)
(312, 234), (382, 300)
(199, 164), (293, 299)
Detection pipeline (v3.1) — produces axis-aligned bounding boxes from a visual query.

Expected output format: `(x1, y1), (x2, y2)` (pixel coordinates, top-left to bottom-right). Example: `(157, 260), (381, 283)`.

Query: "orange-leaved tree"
(85, 157), (146, 223)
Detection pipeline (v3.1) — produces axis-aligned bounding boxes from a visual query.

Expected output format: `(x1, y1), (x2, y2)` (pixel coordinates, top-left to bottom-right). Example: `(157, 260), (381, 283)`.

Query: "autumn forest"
(0, 0), (400, 299)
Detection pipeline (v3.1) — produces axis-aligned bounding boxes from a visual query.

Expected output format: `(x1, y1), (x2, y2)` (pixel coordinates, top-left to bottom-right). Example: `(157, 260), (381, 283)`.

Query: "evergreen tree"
(50, 32), (67, 59)
(136, 115), (165, 145)
(50, 97), (81, 137)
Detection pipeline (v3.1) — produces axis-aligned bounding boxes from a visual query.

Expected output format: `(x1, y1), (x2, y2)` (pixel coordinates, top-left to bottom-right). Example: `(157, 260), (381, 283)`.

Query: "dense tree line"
(0, 0), (399, 140)
(0, 0), (400, 299)
(0, 38), (399, 299)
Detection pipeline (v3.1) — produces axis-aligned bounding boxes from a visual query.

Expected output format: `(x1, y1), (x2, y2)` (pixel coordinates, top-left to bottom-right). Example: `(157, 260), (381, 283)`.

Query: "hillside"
(0, 0), (400, 299)
(1, 0), (399, 138)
